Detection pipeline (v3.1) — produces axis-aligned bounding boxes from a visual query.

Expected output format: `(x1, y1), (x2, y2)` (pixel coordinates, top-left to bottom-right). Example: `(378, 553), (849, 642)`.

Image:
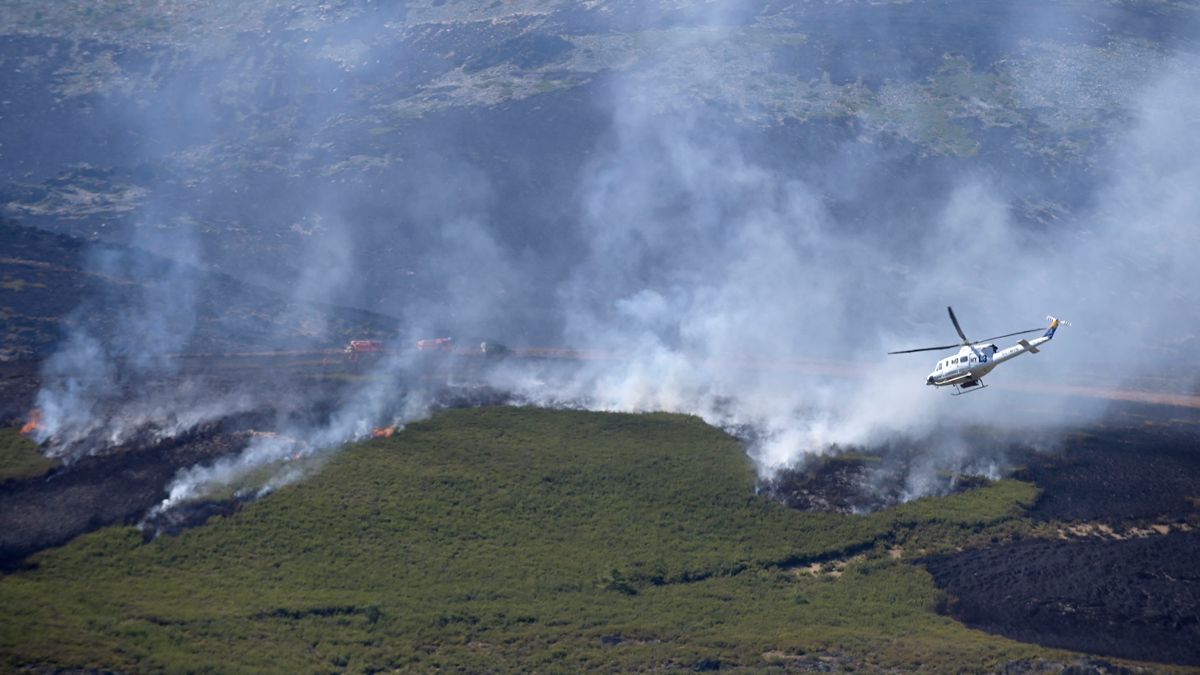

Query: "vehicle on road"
(417, 337), (455, 352)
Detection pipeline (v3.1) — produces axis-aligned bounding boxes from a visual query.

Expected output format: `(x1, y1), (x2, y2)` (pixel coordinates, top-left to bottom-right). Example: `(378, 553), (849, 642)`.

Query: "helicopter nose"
(925, 376), (935, 385)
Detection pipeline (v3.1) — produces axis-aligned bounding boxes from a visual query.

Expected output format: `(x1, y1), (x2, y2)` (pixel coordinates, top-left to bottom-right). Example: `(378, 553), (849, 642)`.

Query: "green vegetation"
(1, 408), (1085, 672)
(0, 428), (56, 482)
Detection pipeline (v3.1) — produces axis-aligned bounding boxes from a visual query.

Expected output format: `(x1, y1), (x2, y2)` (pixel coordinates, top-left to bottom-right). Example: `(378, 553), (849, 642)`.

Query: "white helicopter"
(889, 307), (1068, 395)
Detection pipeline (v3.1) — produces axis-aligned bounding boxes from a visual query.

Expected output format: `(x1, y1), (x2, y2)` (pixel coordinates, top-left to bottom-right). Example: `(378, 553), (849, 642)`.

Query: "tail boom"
(1043, 315), (1068, 339)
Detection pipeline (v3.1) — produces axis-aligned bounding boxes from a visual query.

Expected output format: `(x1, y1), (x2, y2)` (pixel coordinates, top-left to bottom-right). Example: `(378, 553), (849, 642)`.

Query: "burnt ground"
(0, 354), (515, 571)
(0, 218), (399, 361)
(0, 419), (260, 571)
(761, 454), (887, 513)
(763, 403), (1200, 667)
(760, 448), (995, 514)
(1016, 425), (1200, 524)
(923, 406), (1200, 667)
(764, 404), (1200, 523)
(924, 532), (1200, 666)
(0, 353), (360, 571)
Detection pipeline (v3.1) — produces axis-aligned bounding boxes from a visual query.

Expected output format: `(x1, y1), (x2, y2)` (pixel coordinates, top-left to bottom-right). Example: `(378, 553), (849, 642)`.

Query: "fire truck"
(344, 340), (385, 362)
(416, 337), (455, 352)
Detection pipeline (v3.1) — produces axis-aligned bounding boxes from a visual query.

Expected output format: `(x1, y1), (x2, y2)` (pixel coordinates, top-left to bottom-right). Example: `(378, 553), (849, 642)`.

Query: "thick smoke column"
(484, 29), (1200, 479)
(15, 1), (1200, 508)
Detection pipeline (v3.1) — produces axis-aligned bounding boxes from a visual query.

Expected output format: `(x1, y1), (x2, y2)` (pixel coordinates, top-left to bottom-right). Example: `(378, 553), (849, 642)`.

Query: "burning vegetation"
(18, 409), (41, 437)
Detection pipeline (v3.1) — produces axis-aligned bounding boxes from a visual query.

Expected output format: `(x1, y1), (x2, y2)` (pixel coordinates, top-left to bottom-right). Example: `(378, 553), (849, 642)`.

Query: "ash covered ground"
(918, 407), (1200, 666)
(926, 532), (1200, 667)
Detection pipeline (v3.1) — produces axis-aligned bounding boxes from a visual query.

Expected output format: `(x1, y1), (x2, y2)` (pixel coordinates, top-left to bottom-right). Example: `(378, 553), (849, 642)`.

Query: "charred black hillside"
(0, 412), (280, 570)
(1017, 426), (1200, 523)
(925, 532), (1200, 666)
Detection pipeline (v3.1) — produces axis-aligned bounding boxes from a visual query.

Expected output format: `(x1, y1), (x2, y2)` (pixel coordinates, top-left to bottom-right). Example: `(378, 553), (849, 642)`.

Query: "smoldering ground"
(13, 1), (1200, 517)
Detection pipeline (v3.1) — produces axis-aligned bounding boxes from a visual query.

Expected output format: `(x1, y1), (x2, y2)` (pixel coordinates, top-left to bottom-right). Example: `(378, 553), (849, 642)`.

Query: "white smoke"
(31, 225), (264, 459)
(476, 41), (1200, 480)
(151, 349), (435, 512)
(19, 2), (1200, 513)
(146, 39), (1200, 511)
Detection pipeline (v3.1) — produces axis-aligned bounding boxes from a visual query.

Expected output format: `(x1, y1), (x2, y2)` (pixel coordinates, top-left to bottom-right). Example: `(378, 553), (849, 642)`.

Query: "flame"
(372, 425), (396, 438)
(20, 409), (43, 436)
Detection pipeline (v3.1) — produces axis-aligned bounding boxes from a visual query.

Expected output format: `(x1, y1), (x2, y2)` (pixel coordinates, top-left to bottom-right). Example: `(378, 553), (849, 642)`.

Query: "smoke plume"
(11, 1), (1200, 510)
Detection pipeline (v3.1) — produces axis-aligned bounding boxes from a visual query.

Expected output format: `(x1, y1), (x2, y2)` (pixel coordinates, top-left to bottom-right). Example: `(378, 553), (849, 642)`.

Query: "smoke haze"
(6, 1), (1199, 508)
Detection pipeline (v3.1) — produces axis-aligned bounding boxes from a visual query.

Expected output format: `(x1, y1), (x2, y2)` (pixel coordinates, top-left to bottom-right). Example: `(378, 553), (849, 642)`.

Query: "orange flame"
(372, 425), (396, 438)
(20, 409), (43, 436)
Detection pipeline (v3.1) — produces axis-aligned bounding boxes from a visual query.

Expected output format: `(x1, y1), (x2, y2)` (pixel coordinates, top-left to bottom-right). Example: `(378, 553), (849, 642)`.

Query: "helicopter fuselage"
(890, 308), (1065, 395)
(925, 326), (1056, 388)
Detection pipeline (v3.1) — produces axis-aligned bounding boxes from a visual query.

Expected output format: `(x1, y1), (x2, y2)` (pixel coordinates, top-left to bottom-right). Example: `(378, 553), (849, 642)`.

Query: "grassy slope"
(0, 407), (1091, 673)
(0, 428), (56, 482)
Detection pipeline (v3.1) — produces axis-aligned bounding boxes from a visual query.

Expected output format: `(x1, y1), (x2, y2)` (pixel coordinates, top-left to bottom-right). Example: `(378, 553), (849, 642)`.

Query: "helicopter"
(889, 307), (1068, 395)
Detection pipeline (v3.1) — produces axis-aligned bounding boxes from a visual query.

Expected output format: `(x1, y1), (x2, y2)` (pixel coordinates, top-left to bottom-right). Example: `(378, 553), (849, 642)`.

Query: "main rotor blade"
(972, 328), (1044, 343)
(947, 306), (969, 344)
(888, 343), (961, 355)
(890, 327), (1045, 354)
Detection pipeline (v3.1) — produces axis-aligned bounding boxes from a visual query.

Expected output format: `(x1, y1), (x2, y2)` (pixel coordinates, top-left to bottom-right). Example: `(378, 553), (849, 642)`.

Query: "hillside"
(0, 219), (397, 359)
(2, 1), (1196, 340)
(1, 2), (1197, 670)
(1, 406), (1139, 673)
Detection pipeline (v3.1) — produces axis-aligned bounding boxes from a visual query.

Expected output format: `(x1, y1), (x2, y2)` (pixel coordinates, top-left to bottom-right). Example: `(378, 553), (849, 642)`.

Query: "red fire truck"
(416, 337), (455, 352)
(344, 340), (385, 362)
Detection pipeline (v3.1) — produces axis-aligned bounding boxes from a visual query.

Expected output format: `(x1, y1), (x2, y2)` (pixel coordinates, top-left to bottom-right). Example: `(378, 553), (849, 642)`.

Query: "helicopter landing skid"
(951, 380), (987, 396)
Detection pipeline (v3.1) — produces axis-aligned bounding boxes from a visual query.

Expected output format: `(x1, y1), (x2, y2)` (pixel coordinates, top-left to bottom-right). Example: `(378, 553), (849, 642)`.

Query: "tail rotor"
(1043, 315), (1070, 339)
